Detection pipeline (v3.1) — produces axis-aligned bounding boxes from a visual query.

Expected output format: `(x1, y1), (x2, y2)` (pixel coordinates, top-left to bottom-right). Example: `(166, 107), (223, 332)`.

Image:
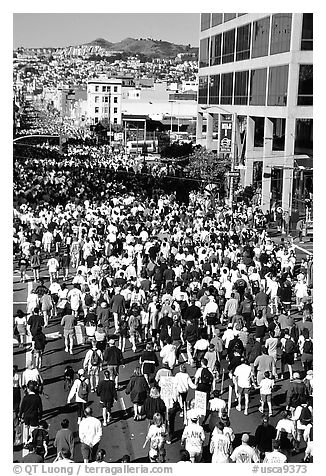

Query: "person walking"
(79, 406), (102, 463)
(103, 339), (125, 390)
(67, 369), (90, 425)
(234, 358), (254, 416)
(181, 410), (205, 463)
(83, 340), (103, 392)
(61, 308), (75, 355)
(19, 381), (43, 446)
(143, 412), (167, 463)
(230, 433), (259, 463)
(258, 371), (275, 416)
(125, 367), (149, 420)
(97, 370), (117, 426)
(54, 419), (75, 460)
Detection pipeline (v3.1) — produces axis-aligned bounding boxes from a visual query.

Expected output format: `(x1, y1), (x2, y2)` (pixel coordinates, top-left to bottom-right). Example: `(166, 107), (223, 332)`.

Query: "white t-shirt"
(276, 418), (295, 437)
(182, 423), (205, 453)
(263, 451), (287, 463)
(230, 444), (259, 463)
(234, 364), (252, 389)
(209, 398), (226, 415)
(259, 377), (274, 395)
(210, 432), (230, 463)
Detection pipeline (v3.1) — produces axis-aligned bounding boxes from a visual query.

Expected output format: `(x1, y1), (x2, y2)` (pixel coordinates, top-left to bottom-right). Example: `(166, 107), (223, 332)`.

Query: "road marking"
(13, 302), (27, 305)
(120, 397), (127, 412)
(21, 280), (33, 458)
(293, 244), (313, 256)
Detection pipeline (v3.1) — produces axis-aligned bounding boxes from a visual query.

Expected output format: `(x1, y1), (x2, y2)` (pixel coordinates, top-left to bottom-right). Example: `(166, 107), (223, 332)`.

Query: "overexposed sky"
(13, 13), (200, 49)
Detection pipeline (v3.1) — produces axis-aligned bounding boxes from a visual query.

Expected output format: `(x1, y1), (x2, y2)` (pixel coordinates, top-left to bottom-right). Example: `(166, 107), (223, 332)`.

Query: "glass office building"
(197, 13), (313, 216)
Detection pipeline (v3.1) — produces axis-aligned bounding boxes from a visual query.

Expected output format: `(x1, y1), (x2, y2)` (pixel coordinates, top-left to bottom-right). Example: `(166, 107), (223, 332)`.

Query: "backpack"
(200, 367), (213, 386)
(90, 349), (100, 366)
(241, 300), (252, 314)
(303, 340), (313, 354)
(284, 338), (295, 354)
(299, 406), (312, 425)
(33, 428), (45, 451)
(84, 293), (94, 307)
(78, 378), (88, 400)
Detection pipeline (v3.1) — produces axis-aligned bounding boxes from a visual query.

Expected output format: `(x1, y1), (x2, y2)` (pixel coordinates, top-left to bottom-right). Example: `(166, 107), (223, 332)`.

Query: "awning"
(294, 157), (313, 170)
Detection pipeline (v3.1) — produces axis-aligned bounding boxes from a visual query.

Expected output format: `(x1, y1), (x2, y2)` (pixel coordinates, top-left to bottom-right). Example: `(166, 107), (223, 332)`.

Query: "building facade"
(86, 77), (122, 125)
(196, 13), (313, 215)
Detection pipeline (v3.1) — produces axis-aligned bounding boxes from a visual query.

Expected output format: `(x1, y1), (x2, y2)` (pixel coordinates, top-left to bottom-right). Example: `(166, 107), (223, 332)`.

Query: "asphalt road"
(13, 251), (309, 464)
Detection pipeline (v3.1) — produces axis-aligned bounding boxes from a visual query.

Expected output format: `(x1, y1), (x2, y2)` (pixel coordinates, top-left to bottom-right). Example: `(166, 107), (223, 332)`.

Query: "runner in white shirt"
(47, 256), (59, 283)
(210, 423), (231, 463)
(234, 360), (254, 415)
(263, 440), (287, 463)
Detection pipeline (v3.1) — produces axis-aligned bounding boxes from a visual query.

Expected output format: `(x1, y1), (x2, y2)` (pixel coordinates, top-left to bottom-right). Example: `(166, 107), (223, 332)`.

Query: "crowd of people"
(13, 142), (313, 464)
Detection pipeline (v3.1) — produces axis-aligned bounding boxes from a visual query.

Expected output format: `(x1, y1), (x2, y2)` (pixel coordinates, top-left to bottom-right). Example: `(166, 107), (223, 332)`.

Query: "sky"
(13, 13), (200, 49)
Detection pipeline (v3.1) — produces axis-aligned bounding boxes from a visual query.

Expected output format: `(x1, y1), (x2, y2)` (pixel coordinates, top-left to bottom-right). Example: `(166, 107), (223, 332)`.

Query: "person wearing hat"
(67, 369), (90, 425)
(230, 433), (259, 463)
(78, 406), (102, 463)
(103, 338), (124, 390)
(181, 410), (205, 463)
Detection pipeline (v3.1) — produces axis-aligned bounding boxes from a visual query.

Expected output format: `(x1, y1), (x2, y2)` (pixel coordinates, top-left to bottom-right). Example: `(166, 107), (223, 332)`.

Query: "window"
(198, 76), (208, 104)
(234, 71), (249, 105)
(95, 96), (99, 103)
(237, 13), (246, 17)
(114, 107), (118, 114)
(95, 85), (99, 92)
(252, 117), (265, 147)
(103, 107), (108, 114)
(270, 14), (292, 55)
(102, 86), (106, 92)
(250, 68), (267, 105)
(220, 72), (234, 104)
(113, 97), (118, 103)
(114, 86), (118, 92)
(209, 75), (220, 104)
(222, 29), (235, 63)
(199, 38), (210, 67)
(252, 16), (270, 58)
(294, 119), (313, 155)
(114, 118), (118, 124)
(298, 65), (313, 105)
(210, 34), (222, 66)
(301, 14), (313, 50)
(236, 23), (251, 61)
(103, 96), (109, 103)
(94, 107), (99, 114)
(95, 117), (98, 124)
(224, 14), (236, 22)
(212, 13), (223, 27)
(270, 118), (286, 151)
(201, 13), (211, 31)
(267, 65), (289, 106)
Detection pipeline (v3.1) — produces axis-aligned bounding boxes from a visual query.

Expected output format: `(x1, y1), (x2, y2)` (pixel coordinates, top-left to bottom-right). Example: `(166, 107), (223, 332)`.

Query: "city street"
(13, 256), (307, 463)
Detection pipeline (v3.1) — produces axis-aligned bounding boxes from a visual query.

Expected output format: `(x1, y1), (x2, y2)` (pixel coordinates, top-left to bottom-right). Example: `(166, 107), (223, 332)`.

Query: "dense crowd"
(13, 143), (313, 464)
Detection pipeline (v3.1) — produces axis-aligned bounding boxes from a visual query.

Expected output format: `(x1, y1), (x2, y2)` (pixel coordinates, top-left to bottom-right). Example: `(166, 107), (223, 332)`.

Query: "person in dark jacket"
(184, 319), (198, 364)
(143, 386), (166, 421)
(183, 299), (201, 324)
(19, 381), (43, 445)
(110, 290), (126, 333)
(97, 370), (117, 425)
(103, 339), (124, 390)
(286, 372), (309, 410)
(125, 367), (149, 420)
(140, 343), (159, 385)
(254, 415), (277, 460)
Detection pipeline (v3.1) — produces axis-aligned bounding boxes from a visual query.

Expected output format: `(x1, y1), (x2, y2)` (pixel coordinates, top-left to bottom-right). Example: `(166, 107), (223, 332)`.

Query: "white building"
(86, 77), (122, 125)
(197, 13), (313, 215)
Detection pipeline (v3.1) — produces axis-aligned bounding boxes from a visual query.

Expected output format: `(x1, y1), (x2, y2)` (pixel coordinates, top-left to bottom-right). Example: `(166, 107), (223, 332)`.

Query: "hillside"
(86, 37), (198, 58)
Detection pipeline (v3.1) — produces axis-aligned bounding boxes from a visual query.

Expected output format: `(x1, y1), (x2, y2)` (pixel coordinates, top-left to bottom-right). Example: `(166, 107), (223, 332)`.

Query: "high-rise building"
(196, 13), (313, 215)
